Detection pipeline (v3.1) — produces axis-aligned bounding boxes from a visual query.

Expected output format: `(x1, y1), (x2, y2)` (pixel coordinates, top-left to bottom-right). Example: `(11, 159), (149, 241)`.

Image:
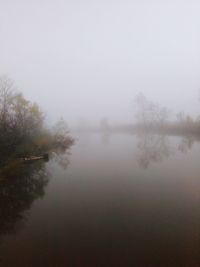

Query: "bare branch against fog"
(134, 92), (170, 130)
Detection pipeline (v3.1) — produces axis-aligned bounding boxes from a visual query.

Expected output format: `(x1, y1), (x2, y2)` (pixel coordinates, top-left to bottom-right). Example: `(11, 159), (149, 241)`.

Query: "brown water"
(1, 133), (200, 267)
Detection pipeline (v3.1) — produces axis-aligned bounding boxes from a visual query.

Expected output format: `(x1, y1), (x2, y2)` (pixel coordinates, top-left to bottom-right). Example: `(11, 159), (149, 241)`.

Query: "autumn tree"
(0, 76), (73, 159)
(0, 76), (44, 142)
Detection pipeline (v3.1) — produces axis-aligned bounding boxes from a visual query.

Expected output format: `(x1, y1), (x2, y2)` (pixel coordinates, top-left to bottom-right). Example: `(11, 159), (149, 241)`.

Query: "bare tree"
(0, 75), (15, 131)
(135, 92), (169, 130)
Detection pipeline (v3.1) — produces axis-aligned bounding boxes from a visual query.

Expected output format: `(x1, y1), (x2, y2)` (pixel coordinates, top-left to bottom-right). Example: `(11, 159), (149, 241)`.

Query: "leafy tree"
(0, 76), (73, 161)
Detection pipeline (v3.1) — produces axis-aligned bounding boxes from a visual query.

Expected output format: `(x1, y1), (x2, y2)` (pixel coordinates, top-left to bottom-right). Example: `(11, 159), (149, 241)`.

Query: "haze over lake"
(0, 0), (200, 126)
(0, 0), (200, 266)
(1, 133), (200, 266)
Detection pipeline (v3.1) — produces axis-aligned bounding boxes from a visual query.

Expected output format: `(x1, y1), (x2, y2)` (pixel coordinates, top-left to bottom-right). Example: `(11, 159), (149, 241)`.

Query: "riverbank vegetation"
(0, 76), (74, 170)
(134, 92), (200, 136)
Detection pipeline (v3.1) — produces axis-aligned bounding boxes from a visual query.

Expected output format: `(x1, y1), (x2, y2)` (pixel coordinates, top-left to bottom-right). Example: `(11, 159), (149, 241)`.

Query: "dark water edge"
(0, 133), (200, 267)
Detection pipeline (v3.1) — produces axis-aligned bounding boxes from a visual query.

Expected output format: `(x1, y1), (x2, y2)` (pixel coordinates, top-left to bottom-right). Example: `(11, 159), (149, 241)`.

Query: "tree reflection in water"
(0, 149), (71, 237)
(0, 161), (49, 236)
(50, 147), (71, 170)
(136, 134), (195, 169)
(178, 136), (194, 153)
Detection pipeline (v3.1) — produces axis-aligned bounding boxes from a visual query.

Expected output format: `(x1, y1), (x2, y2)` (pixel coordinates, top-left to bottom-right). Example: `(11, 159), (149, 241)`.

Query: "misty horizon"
(0, 0), (200, 127)
(1, 1), (200, 266)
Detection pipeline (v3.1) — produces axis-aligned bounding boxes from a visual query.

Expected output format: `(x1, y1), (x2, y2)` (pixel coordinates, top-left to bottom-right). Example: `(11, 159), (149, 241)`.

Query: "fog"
(0, 0), (200, 127)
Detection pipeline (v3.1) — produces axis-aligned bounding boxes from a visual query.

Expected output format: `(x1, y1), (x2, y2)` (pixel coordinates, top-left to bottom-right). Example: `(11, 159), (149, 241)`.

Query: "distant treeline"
(96, 93), (200, 137)
(133, 93), (200, 136)
(0, 76), (74, 165)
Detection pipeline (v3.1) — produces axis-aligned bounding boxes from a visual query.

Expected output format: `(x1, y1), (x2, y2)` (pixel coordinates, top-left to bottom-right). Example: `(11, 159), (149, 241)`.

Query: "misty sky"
(0, 0), (200, 126)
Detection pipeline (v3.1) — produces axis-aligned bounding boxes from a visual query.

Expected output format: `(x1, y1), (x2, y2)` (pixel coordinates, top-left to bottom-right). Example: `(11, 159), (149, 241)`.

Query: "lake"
(1, 133), (200, 267)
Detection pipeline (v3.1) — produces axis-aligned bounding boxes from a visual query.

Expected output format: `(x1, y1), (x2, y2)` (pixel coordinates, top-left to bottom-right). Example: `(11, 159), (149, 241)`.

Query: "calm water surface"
(1, 133), (200, 267)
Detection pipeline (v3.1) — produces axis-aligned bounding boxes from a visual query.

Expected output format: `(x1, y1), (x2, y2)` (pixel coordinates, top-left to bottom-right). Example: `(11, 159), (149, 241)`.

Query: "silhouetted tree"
(135, 93), (169, 130)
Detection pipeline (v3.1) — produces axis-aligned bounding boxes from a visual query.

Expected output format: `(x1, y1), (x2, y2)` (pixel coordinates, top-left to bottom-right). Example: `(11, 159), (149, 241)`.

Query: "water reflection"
(0, 161), (49, 237)
(101, 132), (111, 145)
(178, 136), (194, 153)
(51, 151), (71, 170)
(0, 149), (72, 238)
(1, 134), (200, 266)
(136, 134), (196, 169)
(136, 134), (173, 169)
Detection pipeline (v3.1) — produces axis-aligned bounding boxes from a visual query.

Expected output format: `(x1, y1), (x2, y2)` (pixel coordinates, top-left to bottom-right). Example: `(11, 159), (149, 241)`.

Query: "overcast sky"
(0, 0), (200, 126)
